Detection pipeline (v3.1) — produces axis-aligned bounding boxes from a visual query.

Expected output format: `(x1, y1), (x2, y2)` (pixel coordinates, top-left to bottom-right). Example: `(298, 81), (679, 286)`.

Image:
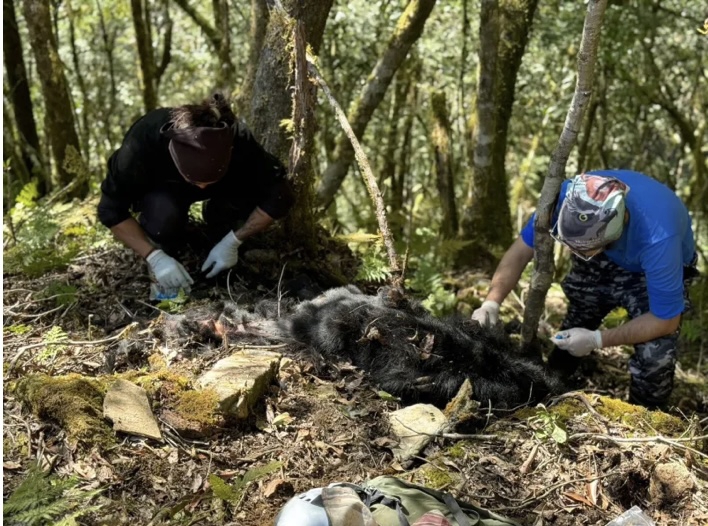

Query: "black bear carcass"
(284, 286), (564, 408)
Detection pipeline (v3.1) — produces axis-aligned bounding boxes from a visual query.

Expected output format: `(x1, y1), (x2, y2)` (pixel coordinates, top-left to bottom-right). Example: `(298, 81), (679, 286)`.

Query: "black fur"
(284, 286), (564, 408)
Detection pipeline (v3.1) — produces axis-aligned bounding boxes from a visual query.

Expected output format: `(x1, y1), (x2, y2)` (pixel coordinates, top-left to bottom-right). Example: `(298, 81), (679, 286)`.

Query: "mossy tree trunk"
(457, 0), (539, 269)
(22, 0), (86, 198)
(4, 0), (45, 194)
(316, 0), (437, 210)
(131, 0), (172, 112)
(248, 0), (334, 254)
(430, 90), (458, 239)
(236, 0), (269, 114)
(521, 0), (608, 348)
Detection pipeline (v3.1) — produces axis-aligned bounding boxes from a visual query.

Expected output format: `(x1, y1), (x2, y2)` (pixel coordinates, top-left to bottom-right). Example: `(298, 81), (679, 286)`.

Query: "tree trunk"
(22, 0), (86, 198)
(131, 0), (158, 111)
(4, 0), (45, 194)
(236, 0), (269, 115)
(67, 0), (90, 160)
(521, 0), (608, 348)
(317, 0), (437, 209)
(456, 0), (500, 268)
(430, 89), (458, 239)
(96, 0), (118, 147)
(248, 0), (333, 162)
(131, 0), (171, 112)
(457, 0), (539, 268)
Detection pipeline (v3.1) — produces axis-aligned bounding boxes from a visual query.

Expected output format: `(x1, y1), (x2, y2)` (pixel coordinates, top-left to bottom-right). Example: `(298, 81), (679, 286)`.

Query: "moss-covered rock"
(15, 374), (113, 448)
(174, 389), (220, 425)
(596, 397), (686, 435)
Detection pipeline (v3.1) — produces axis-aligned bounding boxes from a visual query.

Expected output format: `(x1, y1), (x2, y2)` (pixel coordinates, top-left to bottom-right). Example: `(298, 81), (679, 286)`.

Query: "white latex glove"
(146, 249), (194, 290)
(471, 300), (500, 327)
(553, 328), (603, 357)
(202, 231), (242, 278)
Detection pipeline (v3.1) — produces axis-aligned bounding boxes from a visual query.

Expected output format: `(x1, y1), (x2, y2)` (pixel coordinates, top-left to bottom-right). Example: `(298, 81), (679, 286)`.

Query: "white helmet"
(274, 488), (330, 526)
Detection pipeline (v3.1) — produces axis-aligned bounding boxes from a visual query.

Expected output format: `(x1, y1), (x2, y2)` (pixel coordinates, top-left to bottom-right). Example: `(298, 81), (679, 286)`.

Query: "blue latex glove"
(202, 231), (242, 278)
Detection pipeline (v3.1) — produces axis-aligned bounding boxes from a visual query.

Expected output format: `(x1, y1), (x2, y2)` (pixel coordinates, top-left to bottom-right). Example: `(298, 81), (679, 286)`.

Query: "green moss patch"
(14, 374), (113, 448)
(174, 389), (221, 425)
(596, 397), (686, 435)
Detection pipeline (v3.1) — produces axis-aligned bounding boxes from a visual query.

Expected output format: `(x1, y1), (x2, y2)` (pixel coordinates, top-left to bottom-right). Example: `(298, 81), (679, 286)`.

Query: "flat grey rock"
(388, 404), (448, 462)
(103, 379), (162, 441)
(196, 350), (281, 419)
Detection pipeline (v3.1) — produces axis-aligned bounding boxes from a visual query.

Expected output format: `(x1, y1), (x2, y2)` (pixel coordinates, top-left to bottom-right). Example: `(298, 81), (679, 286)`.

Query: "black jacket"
(97, 108), (294, 228)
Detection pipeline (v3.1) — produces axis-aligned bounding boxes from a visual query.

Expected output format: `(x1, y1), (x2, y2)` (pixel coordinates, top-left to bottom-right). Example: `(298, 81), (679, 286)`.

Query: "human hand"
(202, 231), (242, 278)
(553, 328), (603, 357)
(146, 249), (194, 290)
(471, 300), (500, 327)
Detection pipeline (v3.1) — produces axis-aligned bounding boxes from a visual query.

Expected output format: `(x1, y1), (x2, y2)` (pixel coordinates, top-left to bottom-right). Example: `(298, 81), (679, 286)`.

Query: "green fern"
(38, 326), (69, 364)
(209, 461), (283, 505)
(3, 464), (102, 526)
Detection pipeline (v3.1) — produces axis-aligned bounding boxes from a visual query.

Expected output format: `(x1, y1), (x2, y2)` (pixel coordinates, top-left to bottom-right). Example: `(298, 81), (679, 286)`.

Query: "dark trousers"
(548, 253), (695, 408)
(136, 189), (253, 253)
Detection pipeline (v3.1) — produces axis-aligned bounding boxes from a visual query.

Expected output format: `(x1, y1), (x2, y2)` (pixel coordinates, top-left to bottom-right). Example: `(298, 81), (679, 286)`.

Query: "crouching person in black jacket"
(97, 93), (294, 295)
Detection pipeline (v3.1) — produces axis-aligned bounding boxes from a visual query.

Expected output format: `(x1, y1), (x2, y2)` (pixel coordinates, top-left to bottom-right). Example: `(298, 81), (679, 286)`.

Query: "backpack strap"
(440, 492), (476, 526)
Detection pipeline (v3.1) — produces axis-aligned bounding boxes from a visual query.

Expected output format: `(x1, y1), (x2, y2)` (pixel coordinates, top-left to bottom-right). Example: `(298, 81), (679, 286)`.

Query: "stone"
(196, 349), (281, 419)
(103, 379), (162, 441)
(388, 404), (449, 462)
(649, 462), (694, 504)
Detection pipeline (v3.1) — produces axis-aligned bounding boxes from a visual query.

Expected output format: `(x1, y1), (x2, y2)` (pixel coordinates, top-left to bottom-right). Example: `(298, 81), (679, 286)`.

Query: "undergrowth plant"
(3, 464), (103, 525)
(3, 181), (113, 277)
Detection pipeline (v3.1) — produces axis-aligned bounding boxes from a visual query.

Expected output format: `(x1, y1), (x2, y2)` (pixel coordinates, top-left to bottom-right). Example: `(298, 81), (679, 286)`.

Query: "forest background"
(3, 1), (708, 523)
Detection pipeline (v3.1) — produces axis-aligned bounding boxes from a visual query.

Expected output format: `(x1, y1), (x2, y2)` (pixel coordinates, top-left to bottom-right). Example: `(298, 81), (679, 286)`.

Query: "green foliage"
(38, 326), (69, 364)
(42, 282), (79, 307)
(406, 259), (457, 317)
(208, 461), (283, 505)
(4, 196), (110, 278)
(529, 405), (568, 444)
(156, 289), (190, 313)
(3, 464), (102, 526)
(5, 324), (33, 336)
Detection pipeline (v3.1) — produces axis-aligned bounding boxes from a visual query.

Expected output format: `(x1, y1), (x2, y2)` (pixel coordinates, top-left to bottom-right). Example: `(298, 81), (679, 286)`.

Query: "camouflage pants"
(550, 253), (694, 408)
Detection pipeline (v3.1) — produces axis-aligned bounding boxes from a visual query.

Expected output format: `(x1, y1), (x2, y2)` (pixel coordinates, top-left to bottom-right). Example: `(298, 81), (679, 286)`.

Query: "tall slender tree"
(430, 89), (458, 239)
(316, 0), (437, 209)
(22, 0), (86, 198)
(457, 0), (540, 268)
(131, 0), (172, 112)
(4, 0), (44, 193)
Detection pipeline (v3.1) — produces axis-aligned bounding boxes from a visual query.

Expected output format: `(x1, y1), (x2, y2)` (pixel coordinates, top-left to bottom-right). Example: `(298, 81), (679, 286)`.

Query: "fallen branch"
(307, 60), (403, 287)
(568, 432), (708, 460)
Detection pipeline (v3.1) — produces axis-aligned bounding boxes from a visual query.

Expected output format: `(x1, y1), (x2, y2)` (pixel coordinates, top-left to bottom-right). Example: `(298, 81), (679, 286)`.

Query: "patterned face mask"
(551, 174), (630, 256)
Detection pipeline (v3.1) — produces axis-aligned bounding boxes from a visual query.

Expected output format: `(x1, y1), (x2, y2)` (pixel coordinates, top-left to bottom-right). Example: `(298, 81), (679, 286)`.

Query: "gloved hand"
(471, 300), (500, 327)
(146, 249), (194, 291)
(553, 328), (603, 357)
(202, 231), (242, 278)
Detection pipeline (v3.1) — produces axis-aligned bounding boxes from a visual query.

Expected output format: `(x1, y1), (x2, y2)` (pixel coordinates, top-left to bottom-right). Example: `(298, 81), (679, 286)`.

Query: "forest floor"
(3, 237), (708, 526)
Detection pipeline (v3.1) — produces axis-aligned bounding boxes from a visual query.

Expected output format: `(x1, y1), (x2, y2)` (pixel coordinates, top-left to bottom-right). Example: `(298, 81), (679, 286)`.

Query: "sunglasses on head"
(549, 218), (603, 262)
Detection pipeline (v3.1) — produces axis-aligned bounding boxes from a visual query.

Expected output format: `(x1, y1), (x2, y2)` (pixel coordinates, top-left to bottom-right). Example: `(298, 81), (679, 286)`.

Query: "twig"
(276, 262), (287, 319)
(226, 268), (235, 303)
(7, 323), (138, 374)
(308, 60), (402, 286)
(491, 471), (617, 511)
(568, 432), (708, 460)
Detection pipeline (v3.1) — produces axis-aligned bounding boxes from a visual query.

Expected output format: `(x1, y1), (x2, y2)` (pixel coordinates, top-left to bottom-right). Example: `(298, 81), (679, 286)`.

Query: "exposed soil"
(3, 241), (707, 526)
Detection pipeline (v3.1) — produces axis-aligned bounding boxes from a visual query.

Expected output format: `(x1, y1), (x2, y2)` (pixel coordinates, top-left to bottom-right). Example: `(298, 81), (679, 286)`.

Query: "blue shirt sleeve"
(520, 213), (536, 248)
(639, 236), (685, 319)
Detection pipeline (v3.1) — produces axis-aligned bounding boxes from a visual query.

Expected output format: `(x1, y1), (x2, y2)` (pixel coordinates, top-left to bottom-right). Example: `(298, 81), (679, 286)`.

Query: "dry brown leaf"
(563, 491), (594, 507)
(263, 478), (293, 499)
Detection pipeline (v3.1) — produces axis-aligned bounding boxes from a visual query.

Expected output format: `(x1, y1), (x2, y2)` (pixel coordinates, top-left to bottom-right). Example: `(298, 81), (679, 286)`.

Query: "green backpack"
(327, 476), (522, 526)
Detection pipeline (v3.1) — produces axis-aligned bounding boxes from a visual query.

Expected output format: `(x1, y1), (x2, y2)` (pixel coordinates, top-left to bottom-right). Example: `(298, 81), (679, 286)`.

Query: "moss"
(445, 441), (468, 460)
(415, 463), (457, 489)
(596, 397), (686, 435)
(513, 398), (585, 424)
(119, 369), (191, 397)
(174, 389), (220, 425)
(147, 353), (167, 371)
(15, 374), (113, 448)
